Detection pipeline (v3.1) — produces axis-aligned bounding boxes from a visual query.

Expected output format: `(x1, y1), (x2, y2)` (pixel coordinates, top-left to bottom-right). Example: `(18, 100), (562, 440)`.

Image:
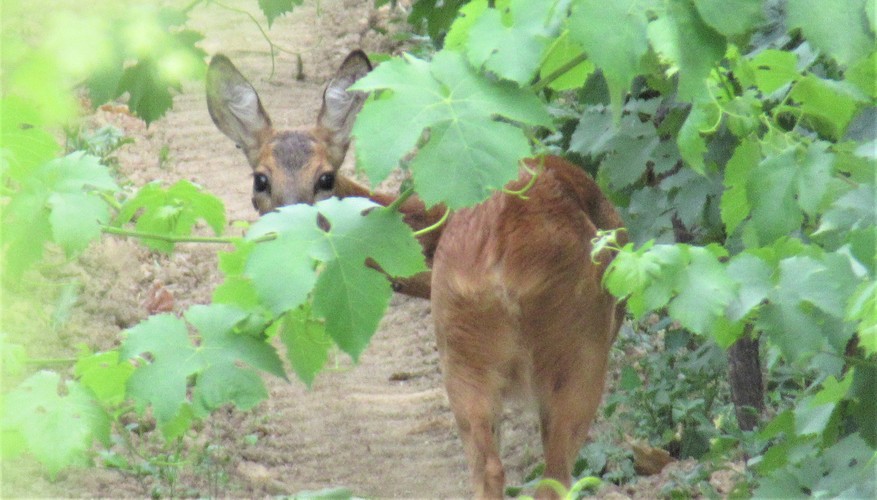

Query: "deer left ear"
(316, 50), (372, 167)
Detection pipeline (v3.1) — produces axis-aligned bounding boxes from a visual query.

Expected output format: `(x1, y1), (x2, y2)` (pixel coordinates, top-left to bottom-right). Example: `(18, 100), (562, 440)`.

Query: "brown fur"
(207, 52), (625, 499)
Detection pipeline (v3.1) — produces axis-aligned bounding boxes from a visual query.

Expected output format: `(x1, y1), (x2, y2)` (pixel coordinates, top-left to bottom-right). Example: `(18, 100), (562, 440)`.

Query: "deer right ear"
(206, 55), (273, 167)
(316, 50), (373, 168)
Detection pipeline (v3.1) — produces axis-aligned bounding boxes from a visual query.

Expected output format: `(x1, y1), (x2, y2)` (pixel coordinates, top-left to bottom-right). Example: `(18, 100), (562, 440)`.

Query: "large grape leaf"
(466, 0), (566, 84)
(310, 198), (427, 359)
(2, 372), (110, 478)
(352, 50), (552, 208)
(568, 0), (650, 118)
(667, 246), (736, 335)
(245, 204), (323, 315)
(647, 0), (727, 102)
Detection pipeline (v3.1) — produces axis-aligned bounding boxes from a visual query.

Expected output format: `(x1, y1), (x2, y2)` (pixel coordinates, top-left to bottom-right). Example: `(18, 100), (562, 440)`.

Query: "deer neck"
(334, 174), (444, 299)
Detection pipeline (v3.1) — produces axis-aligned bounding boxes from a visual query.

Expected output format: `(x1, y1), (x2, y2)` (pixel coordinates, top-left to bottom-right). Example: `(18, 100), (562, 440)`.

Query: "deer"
(206, 50), (626, 499)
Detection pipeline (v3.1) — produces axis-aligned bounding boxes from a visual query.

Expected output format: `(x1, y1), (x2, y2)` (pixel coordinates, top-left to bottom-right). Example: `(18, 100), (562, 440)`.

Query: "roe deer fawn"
(206, 50), (626, 499)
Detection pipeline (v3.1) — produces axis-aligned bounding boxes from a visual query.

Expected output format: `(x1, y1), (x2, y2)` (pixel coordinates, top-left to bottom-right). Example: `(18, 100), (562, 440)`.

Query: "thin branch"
(101, 225), (239, 245)
(530, 52), (589, 94)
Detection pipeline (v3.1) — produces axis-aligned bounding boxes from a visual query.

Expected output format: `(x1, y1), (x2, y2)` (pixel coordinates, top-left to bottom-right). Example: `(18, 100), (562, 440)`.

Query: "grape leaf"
(0, 97), (60, 183)
(310, 198), (427, 359)
(647, 0), (727, 102)
(790, 75), (862, 140)
(48, 192), (110, 256)
(796, 142), (835, 217)
(352, 50), (551, 208)
(245, 204), (322, 314)
(693, 0), (764, 37)
(445, 0), (503, 50)
(280, 304), (331, 388)
(2, 152), (118, 276)
(787, 0), (872, 66)
(185, 304), (287, 380)
(725, 252), (773, 321)
(258, 0), (304, 27)
(540, 30), (595, 91)
(2, 371), (110, 478)
(115, 180), (226, 253)
(667, 246), (735, 335)
(721, 138), (760, 234)
(677, 100), (719, 174)
(747, 148), (802, 244)
(74, 351), (135, 407)
(749, 49), (799, 94)
(466, 0), (564, 84)
(569, 0), (649, 118)
(120, 314), (201, 425)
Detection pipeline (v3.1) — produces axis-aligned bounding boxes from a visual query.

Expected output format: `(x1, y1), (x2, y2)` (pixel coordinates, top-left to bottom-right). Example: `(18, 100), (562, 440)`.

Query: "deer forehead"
(261, 130), (316, 174)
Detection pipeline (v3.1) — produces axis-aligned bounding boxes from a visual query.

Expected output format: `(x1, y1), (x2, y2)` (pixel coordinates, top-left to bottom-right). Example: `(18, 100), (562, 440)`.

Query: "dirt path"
(3, 1), (543, 497)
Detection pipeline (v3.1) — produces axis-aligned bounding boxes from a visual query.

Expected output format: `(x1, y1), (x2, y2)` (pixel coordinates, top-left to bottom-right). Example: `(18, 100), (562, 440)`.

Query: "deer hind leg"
(528, 313), (614, 499)
(434, 292), (515, 499)
(443, 366), (505, 499)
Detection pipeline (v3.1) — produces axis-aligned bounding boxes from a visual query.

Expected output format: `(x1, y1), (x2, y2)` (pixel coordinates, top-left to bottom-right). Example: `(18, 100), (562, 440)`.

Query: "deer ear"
(206, 55), (273, 167)
(316, 50), (372, 167)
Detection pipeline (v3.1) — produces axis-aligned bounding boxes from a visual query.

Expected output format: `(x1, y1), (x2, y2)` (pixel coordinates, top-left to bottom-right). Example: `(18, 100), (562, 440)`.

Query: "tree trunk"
(727, 325), (764, 432)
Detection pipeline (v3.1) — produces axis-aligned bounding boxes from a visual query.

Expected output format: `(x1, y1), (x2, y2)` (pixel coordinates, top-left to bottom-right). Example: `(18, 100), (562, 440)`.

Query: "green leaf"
(725, 252), (773, 321)
(796, 142), (835, 217)
(0, 96), (60, 183)
(186, 304), (287, 380)
(667, 246), (736, 334)
(48, 192), (110, 256)
(445, 0), (503, 51)
(258, 0), (303, 27)
(310, 198), (427, 359)
(116, 180), (226, 253)
(693, 0), (764, 37)
(847, 281), (876, 355)
(569, 0), (649, 118)
(749, 49), (799, 94)
(721, 137), (759, 234)
(74, 351), (135, 407)
(747, 148), (802, 244)
(790, 75), (862, 140)
(647, 0), (727, 102)
(847, 52), (877, 98)
(2, 372), (110, 478)
(677, 100), (720, 174)
(466, 0), (563, 84)
(539, 31), (595, 91)
(787, 0), (872, 66)
(120, 314), (201, 425)
(194, 365), (268, 412)
(279, 304), (331, 387)
(352, 50), (551, 207)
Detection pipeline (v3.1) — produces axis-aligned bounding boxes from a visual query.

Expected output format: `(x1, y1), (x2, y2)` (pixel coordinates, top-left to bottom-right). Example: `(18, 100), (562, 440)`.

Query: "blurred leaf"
(787, 0), (872, 66)
(2, 372), (110, 478)
(569, 0), (649, 118)
(258, 0), (304, 27)
(648, 0), (726, 102)
(694, 0), (764, 37)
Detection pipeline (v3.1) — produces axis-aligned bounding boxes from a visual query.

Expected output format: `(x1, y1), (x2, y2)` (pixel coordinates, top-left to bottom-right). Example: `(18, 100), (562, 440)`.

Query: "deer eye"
(254, 173), (270, 193)
(316, 172), (335, 192)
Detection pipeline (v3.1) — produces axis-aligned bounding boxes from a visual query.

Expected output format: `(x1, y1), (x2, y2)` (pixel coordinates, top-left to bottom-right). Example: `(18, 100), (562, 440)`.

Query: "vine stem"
(101, 225), (239, 245)
(413, 207), (450, 237)
(386, 186), (416, 212)
(530, 52), (589, 94)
